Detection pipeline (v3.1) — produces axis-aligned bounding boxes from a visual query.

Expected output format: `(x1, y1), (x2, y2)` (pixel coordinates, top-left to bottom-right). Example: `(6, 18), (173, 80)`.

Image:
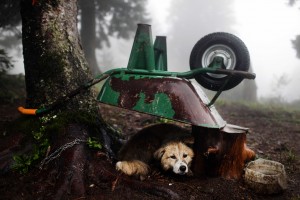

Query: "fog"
(97, 0), (300, 102)
(149, 0), (300, 102)
(9, 0), (300, 102)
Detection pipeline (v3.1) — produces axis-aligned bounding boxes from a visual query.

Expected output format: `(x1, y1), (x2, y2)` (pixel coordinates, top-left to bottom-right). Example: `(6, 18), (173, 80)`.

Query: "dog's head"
(154, 142), (194, 175)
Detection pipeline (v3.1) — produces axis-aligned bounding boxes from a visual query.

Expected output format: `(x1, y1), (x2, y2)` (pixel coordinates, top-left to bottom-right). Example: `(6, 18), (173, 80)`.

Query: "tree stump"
(191, 125), (255, 179)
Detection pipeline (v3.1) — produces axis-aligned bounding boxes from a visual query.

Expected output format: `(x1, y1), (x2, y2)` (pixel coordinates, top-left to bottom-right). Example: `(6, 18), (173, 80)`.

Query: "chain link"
(39, 138), (86, 169)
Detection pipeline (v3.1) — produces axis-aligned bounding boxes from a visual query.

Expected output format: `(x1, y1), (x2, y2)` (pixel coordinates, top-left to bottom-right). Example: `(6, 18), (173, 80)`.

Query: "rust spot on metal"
(109, 76), (220, 126)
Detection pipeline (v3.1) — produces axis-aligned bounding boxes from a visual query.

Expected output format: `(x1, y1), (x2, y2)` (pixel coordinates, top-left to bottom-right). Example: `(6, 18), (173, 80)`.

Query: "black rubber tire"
(189, 32), (250, 91)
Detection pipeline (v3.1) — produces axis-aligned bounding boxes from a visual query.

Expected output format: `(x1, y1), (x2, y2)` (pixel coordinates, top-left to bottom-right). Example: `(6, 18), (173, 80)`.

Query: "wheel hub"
(202, 44), (237, 78)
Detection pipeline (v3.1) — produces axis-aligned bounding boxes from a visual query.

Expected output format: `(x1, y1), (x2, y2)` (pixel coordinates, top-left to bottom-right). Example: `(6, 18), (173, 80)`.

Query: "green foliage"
(13, 139), (50, 174)
(13, 155), (33, 174)
(13, 119), (51, 174)
(12, 110), (104, 173)
(87, 137), (102, 150)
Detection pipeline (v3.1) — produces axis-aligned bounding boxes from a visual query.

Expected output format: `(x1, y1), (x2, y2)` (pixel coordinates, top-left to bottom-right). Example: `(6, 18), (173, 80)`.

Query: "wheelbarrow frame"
(18, 23), (255, 129)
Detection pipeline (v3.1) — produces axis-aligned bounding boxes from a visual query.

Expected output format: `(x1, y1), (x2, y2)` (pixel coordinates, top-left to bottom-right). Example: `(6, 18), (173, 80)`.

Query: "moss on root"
(7, 110), (108, 174)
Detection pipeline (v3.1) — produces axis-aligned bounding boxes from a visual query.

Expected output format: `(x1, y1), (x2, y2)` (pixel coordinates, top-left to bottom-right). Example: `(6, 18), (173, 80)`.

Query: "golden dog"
(116, 123), (194, 180)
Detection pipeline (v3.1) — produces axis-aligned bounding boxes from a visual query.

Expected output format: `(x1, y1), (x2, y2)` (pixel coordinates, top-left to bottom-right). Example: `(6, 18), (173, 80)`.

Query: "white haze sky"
(147, 0), (300, 102)
(233, 0), (300, 102)
(10, 0), (300, 102)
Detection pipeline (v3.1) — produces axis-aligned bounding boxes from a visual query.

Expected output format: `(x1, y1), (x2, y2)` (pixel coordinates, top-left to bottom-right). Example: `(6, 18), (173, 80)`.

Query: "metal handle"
(214, 69), (256, 79)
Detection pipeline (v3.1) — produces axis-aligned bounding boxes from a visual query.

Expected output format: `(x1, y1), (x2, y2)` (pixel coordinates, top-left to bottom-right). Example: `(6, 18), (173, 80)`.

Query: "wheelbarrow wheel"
(189, 32), (250, 91)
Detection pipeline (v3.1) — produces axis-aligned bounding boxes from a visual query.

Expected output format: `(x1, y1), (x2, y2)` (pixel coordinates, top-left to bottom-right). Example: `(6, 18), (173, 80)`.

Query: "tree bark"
(12, 1), (221, 199)
(21, 0), (94, 111)
(191, 126), (255, 179)
(79, 0), (100, 75)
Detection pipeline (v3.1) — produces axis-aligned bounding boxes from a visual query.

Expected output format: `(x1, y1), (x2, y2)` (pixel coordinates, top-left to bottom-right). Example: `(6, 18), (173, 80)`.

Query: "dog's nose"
(179, 165), (186, 172)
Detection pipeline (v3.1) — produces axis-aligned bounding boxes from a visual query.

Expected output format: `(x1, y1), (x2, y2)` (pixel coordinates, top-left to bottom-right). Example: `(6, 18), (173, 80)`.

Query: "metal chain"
(39, 138), (86, 169)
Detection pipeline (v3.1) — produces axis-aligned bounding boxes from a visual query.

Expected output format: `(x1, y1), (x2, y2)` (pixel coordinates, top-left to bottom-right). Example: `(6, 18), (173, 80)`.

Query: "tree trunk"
(15, 1), (179, 199)
(4, 1), (220, 199)
(191, 126), (255, 179)
(21, 0), (94, 110)
(79, 0), (100, 75)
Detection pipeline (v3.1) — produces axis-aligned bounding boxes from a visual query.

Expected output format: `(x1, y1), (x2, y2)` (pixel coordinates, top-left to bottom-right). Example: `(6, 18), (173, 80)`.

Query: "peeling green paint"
(97, 80), (120, 106)
(133, 93), (175, 118)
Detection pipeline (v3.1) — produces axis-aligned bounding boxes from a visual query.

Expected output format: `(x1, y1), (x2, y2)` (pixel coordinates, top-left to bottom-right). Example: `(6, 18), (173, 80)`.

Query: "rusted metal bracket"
(206, 75), (232, 107)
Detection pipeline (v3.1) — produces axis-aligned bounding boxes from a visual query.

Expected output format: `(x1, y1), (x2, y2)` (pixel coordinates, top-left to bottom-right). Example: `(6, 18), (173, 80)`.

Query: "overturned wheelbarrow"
(19, 24), (256, 179)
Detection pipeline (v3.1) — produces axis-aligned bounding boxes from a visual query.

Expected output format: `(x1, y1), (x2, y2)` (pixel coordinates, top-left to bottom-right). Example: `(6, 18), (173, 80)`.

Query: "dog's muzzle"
(173, 161), (188, 175)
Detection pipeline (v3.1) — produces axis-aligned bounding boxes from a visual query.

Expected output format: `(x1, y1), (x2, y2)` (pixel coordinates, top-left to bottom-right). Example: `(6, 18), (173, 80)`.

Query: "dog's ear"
(153, 147), (165, 160)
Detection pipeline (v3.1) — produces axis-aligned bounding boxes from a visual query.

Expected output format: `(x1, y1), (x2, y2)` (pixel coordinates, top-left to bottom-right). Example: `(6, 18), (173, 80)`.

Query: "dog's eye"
(183, 154), (187, 158)
(170, 155), (176, 159)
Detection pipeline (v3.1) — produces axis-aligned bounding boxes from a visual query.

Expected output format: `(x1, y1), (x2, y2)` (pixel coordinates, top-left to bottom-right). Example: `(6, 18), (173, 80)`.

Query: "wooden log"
(191, 125), (255, 179)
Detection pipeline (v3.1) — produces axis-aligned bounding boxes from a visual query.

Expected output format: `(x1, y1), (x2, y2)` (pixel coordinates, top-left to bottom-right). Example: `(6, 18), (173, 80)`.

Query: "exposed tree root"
(0, 123), (181, 199)
(87, 154), (180, 199)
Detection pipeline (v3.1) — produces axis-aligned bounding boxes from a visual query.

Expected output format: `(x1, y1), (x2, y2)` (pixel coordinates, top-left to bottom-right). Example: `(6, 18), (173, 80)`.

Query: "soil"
(0, 100), (299, 200)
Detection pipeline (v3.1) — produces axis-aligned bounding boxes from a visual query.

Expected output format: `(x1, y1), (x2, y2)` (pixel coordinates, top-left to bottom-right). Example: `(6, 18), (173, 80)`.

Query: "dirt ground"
(98, 102), (300, 200)
(0, 100), (299, 199)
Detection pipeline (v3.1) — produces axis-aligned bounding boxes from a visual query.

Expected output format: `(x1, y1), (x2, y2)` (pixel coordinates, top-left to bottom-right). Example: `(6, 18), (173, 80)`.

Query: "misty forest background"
(1, 0), (300, 109)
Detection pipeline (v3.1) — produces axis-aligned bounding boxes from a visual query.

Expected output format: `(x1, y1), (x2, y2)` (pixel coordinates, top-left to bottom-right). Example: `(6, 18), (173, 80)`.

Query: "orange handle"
(18, 107), (38, 115)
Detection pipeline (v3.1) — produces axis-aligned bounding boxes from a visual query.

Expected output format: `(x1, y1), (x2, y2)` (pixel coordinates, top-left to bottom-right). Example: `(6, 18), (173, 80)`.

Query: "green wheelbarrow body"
(18, 24), (255, 133)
